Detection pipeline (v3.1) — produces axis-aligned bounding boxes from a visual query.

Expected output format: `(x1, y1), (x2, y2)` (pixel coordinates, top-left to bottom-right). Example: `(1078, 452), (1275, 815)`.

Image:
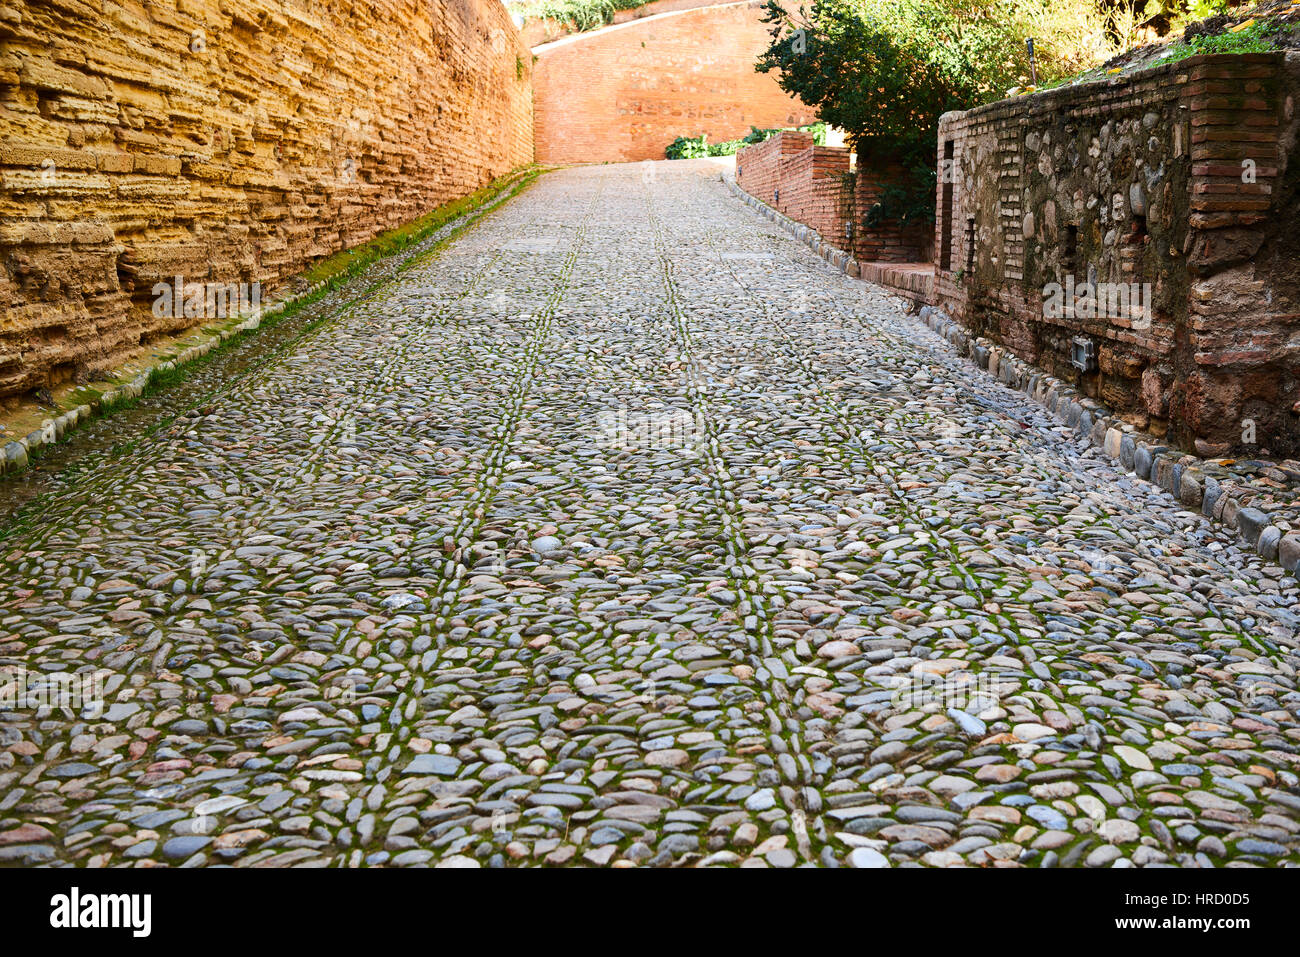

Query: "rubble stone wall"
(935, 52), (1300, 456)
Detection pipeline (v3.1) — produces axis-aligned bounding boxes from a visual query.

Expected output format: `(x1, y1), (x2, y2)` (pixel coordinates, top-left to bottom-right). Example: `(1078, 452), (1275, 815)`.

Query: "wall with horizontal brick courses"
(0, 0), (533, 403)
(736, 134), (933, 269)
(934, 52), (1300, 456)
(532, 1), (816, 163)
(851, 162), (934, 264)
(734, 131), (811, 211)
(736, 132), (851, 245)
(780, 145), (851, 246)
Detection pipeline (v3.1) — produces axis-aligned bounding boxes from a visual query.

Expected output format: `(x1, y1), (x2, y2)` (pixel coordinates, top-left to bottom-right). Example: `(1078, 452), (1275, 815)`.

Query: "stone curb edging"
(724, 178), (861, 278)
(0, 284), (323, 478)
(916, 304), (1300, 580)
(727, 169), (1299, 578)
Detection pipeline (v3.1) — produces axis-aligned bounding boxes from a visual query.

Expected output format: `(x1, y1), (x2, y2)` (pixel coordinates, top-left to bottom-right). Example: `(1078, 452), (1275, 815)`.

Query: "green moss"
(300, 167), (543, 286)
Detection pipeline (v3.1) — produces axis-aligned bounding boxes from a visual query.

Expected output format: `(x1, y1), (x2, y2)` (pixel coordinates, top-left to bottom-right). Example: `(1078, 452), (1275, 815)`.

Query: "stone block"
(1134, 444), (1154, 479)
(1257, 526), (1281, 562)
(1236, 507), (1269, 546)
(1279, 533), (1300, 573)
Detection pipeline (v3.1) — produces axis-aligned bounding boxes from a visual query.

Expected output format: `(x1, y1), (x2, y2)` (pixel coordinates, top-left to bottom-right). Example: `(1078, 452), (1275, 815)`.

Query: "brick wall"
(851, 163), (934, 264)
(736, 133), (933, 266)
(736, 131), (851, 243)
(0, 0), (533, 402)
(779, 143), (851, 244)
(935, 52), (1300, 456)
(735, 131), (811, 211)
(533, 0), (816, 163)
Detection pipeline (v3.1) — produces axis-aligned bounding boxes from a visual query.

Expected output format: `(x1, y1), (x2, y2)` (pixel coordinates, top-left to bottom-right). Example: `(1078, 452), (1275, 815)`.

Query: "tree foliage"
(756, 0), (1119, 220)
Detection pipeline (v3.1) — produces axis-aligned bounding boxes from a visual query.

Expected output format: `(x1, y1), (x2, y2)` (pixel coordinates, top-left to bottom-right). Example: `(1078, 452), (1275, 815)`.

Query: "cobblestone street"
(3, 160), (1299, 868)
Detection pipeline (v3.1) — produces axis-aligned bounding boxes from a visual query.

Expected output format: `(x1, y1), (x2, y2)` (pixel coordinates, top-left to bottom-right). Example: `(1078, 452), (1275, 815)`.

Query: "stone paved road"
(2, 160), (1300, 868)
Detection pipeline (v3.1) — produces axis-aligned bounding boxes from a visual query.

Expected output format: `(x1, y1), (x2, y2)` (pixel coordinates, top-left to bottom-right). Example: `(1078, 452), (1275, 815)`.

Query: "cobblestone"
(1, 161), (1298, 868)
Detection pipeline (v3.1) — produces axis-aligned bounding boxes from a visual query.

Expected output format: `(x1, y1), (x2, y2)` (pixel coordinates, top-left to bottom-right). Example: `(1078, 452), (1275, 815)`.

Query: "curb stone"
(914, 304), (1300, 580)
(724, 170), (1299, 578)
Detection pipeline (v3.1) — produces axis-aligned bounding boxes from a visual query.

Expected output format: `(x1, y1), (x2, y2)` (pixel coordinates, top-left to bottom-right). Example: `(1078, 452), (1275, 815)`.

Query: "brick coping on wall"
(937, 50), (1283, 129)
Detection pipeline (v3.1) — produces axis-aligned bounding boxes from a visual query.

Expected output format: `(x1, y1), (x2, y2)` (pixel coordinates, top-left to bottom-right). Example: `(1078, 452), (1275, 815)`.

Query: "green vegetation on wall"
(515, 0), (649, 33)
(1165, 17), (1288, 60)
(753, 0), (1131, 223)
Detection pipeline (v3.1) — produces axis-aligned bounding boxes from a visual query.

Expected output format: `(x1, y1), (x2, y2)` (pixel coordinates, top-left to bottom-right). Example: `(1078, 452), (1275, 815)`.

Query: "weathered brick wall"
(777, 144), (851, 245)
(736, 131), (851, 242)
(736, 133), (932, 266)
(935, 52), (1300, 456)
(533, 0), (816, 163)
(0, 0), (533, 401)
(735, 131), (810, 209)
(851, 163), (934, 264)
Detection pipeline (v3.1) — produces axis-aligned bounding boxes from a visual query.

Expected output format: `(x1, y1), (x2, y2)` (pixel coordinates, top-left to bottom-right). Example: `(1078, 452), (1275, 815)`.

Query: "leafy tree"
(756, 0), (1117, 220)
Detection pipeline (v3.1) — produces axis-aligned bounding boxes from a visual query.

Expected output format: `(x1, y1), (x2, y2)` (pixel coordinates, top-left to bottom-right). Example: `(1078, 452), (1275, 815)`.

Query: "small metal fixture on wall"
(1070, 336), (1097, 373)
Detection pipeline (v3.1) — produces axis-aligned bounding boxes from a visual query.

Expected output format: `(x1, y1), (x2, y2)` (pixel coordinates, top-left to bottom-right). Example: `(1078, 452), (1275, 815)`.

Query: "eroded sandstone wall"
(0, 0), (533, 400)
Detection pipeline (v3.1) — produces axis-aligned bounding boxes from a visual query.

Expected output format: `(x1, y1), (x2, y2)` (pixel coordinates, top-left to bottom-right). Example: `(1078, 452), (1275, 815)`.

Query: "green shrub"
(664, 123), (828, 159)
(665, 134), (710, 159)
(708, 139), (746, 156)
(1164, 18), (1287, 60)
(515, 0), (647, 33)
(756, 0), (1121, 222)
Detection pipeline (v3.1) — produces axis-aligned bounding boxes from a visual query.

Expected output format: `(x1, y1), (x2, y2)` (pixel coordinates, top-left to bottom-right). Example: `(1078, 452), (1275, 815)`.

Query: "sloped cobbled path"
(2, 161), (1299, 868)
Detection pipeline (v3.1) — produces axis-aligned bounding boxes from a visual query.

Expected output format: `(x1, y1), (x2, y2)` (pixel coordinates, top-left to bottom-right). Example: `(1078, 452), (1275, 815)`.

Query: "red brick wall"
(934, 52), (1299, 456)
(533, 0), (816, 163)
(0, 0), (534, 401)
(852, 164), (934, 264)
(736, 134), (933, 265)
(735, 132), (811, 209)
(778, 145), (852, 244)
(737, 132), (851, 242)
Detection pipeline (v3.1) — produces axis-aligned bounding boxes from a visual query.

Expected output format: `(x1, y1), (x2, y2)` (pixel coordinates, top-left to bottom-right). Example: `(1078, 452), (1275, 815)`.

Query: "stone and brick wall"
(532, 0), (816, 163)
(0, 0), (533, 402)
(935, 52), (1300, 456)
